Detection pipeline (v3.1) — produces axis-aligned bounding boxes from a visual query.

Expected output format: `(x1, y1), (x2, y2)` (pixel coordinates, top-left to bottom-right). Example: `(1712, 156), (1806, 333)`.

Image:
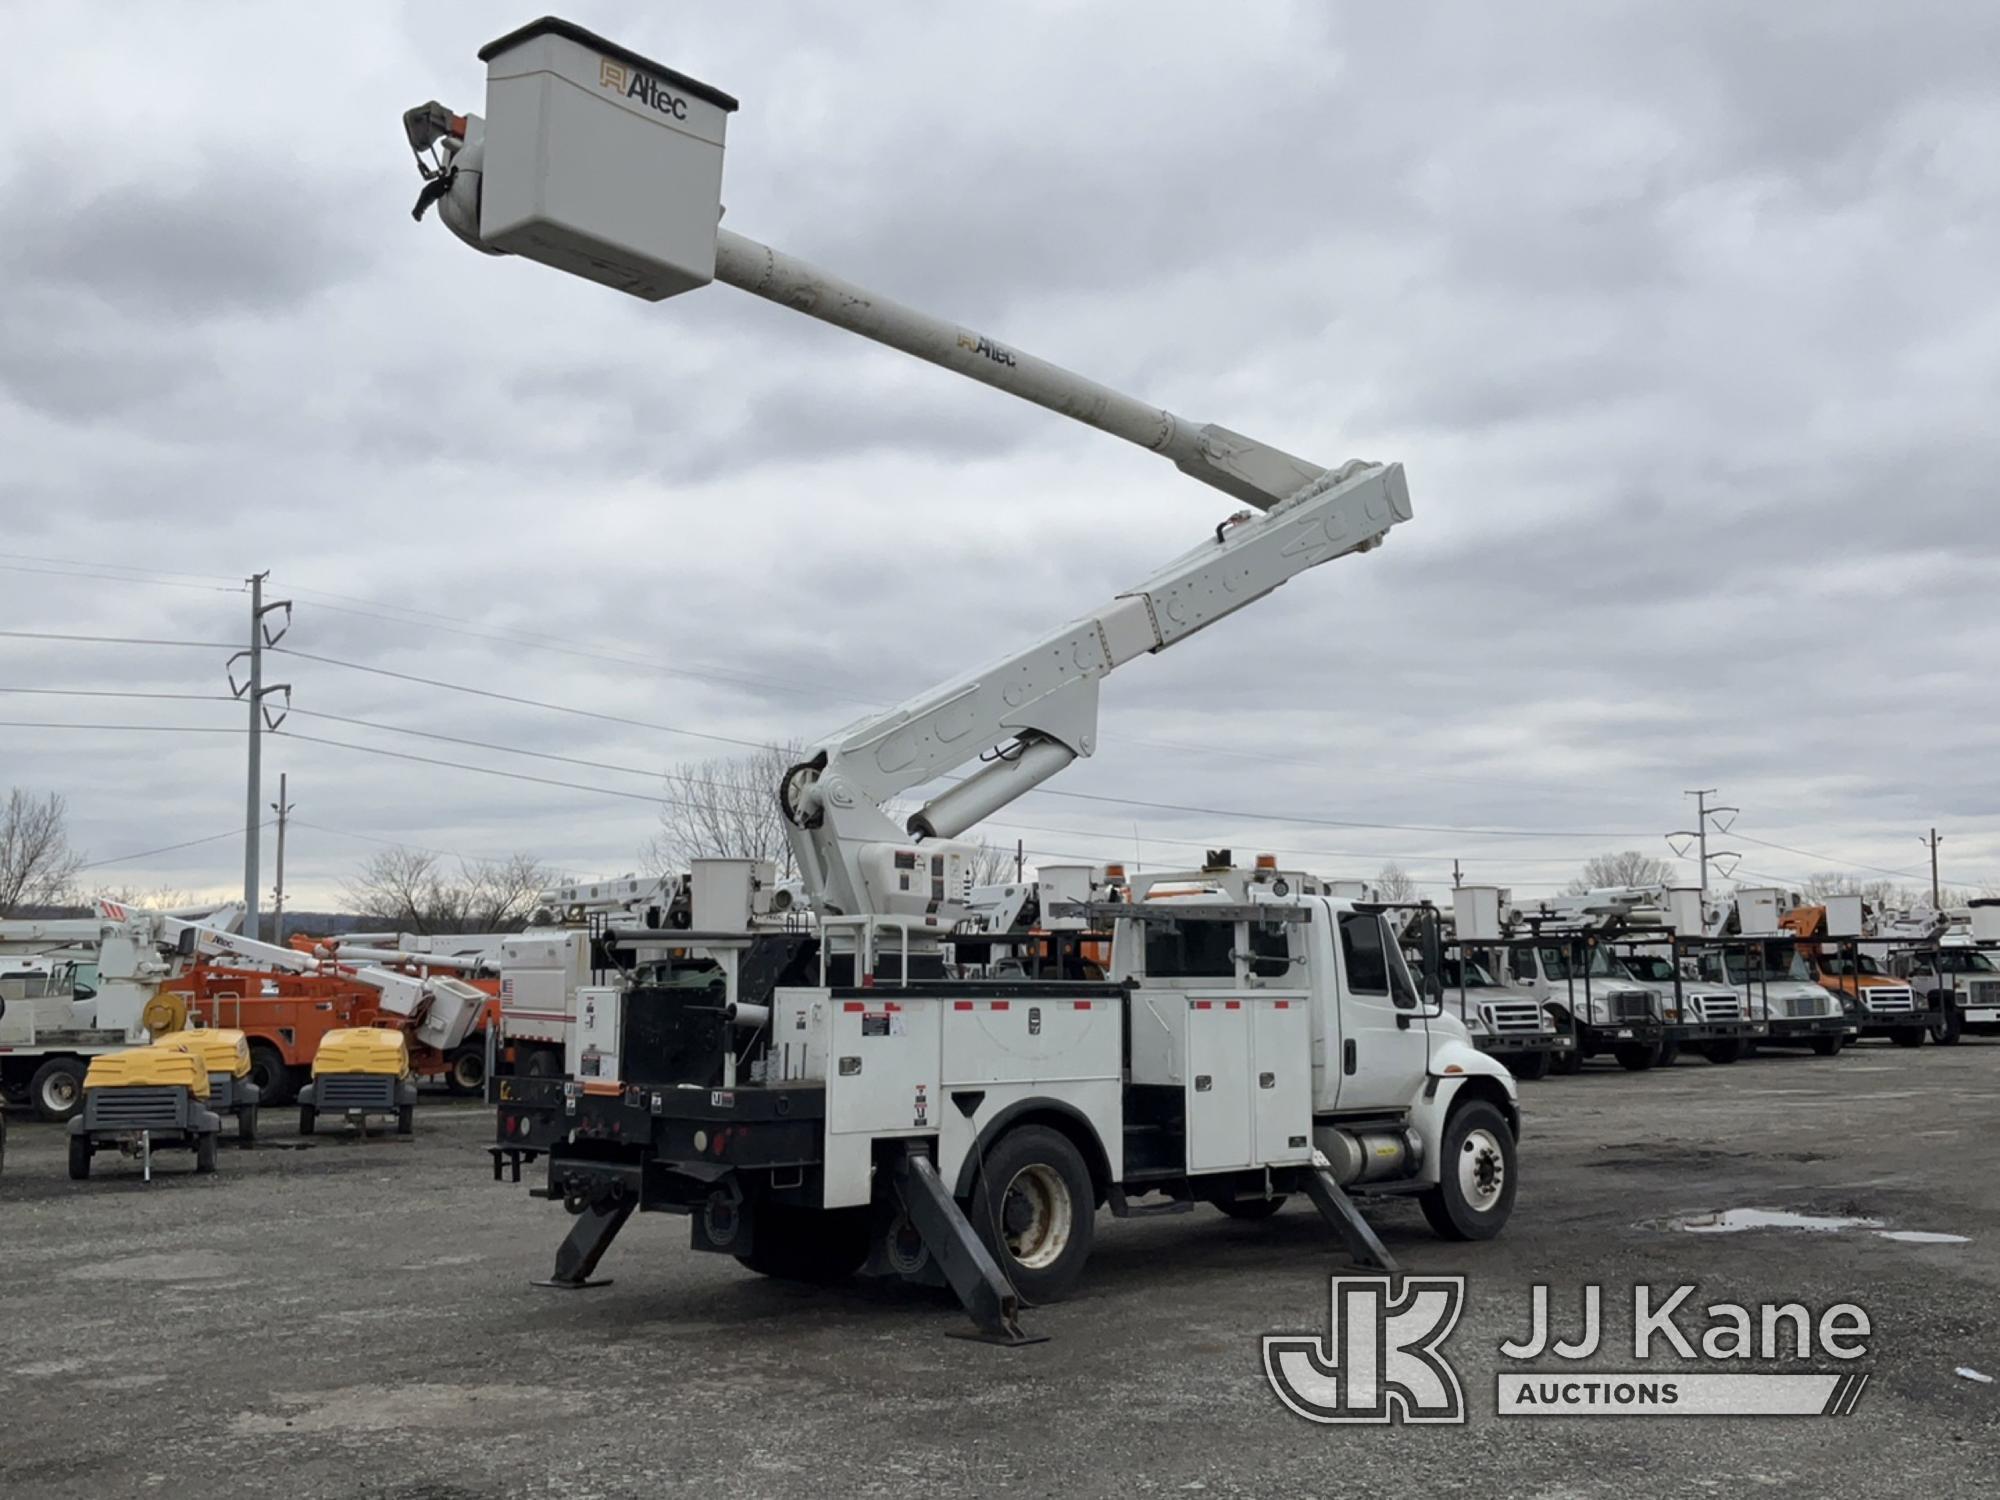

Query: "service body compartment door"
(826, 998), (942, 1135)
(1251, 997), (1312, 1164)
(1185, 998), (1252, 1171)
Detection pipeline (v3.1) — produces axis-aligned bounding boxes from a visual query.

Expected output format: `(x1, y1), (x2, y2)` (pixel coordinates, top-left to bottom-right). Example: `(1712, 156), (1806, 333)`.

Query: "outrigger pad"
(533, 1195), (635, 1290)
(1303, 1167), (1400, 1275)
(894, 1148), (1047, 1347)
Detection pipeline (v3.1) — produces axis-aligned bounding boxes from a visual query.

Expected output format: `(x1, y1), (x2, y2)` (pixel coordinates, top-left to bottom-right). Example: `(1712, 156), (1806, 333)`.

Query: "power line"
(78, 821), (275, 871)
(9, 553), (246, 586)
(268, 647), (774, 751)
(0, 629), (238, 649)
(0, 720), (245, 734)
(274, 728), (681, 806)
(0, 688), (236, 705)
(0, 562), (246, 595)
(1729, 831), (1927, 882)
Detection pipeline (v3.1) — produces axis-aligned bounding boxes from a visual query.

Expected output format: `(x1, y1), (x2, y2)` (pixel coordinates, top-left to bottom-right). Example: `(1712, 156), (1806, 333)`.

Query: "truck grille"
(1781, 993), (1830, 1019)
(86, 1086), (182, 1129)
(1608, 991), (1655, 1024)
(1863, 987), (1915, 1015)
(1968, 980), (2000, 1008)
(317, 1075), (399, 1112)
(1483, 1002), (1546, 1035)
(1687, 994), (1742, 1023)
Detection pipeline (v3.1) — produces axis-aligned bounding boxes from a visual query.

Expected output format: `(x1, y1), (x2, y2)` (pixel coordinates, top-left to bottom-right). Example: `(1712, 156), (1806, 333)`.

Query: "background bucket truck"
(407, 16), (1518, 1343)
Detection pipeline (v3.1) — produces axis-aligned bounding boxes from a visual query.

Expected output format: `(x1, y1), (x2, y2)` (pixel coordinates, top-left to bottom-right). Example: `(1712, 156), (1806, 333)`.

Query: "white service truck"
(410, 15), (1517, 1342)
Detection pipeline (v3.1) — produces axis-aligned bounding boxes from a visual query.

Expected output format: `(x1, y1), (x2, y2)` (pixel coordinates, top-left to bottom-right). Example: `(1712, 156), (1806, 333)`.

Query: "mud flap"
(1303, 1166), (1400, 1274)
(893, 1147), (1046, 1347)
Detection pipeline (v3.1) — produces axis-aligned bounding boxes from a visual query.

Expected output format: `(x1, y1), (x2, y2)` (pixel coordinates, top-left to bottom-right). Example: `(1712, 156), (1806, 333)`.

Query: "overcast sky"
(4, 1), (1997, 909)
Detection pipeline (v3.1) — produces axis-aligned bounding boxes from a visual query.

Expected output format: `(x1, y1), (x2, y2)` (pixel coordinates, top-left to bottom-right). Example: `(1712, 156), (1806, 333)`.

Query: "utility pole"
(1015, 838), (1024, 883)
(1451, 858), (1462, 890)
(229, 572), (292, 940)
(1668, 788), (1740, 895)
(1921, 827), (1943, 908)
(270, 773), (295, 946)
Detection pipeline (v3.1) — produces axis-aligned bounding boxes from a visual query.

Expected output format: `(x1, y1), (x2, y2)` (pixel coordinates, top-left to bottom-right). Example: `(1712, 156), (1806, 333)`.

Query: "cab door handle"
(1343, 1039), (1357, 1074)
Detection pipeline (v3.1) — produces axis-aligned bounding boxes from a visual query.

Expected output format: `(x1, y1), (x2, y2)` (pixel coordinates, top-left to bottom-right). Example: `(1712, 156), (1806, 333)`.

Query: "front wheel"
(1891, 1028), (1925, 1049)
(1702, 1038), (1746, 1065)
(967, 1124), (1096, 1304)
(1420, 1100), (1517, 1241)
(396, 1103), (415, 1136)
(67, 1134), (91, 1181)
(1507, 1050), (1551, 1082)
(29, 1058), (87, 1123)
(1810, 1034), (1844, 1057)
(1551, 1045), (1584, 1075)
(237, 1104), (259, 1145)
(298, 1104), (317, 1136)
(1930, 1008), (1962, 1045)
(445, 1045), (487, 1095)
(194, 1132), (218, 1175)
(1614, 1042), (1660, 1072)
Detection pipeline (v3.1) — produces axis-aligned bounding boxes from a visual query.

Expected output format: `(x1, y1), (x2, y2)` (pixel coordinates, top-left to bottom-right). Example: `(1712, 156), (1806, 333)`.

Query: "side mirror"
(1419, 908), (1446, 1014)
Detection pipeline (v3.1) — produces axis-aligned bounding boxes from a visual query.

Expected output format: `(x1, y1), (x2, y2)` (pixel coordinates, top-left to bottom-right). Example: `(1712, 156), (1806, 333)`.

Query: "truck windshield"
(1439, 957), (1499, 988)
(1539, 946), (1624, 982)
(1621, 953), (1679, 983)
(1939, 950), (1997, 974)
(1719, 946), (1812, 984)
(1819, 954), (1886, 977)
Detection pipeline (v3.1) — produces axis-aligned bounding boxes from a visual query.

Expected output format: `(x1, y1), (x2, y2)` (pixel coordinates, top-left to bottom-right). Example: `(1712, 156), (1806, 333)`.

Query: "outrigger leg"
(1303, 1166), (1400, 1274)
(894, 1147), (1046, 1347)
(532, 1192), (635, 1290)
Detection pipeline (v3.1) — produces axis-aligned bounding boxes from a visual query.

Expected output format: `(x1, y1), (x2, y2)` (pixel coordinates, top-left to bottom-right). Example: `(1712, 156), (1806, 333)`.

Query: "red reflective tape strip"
(884, 1003), (902, 1012)
(1192, 1000), (1212, 1010)
(953, 1000), (974, 1011)
(1073, 1000), (1092, 1010)
(990, 1001), (1011, 1011)
(1275, 1000), (1291, 1008)
(842, 1001), (865, 1013)
(1226, 1000), (1243, 1010)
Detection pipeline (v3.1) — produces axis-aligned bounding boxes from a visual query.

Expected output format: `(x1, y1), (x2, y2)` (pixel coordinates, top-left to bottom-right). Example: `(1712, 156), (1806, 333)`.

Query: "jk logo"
(1263, 1276), (1467, 1424)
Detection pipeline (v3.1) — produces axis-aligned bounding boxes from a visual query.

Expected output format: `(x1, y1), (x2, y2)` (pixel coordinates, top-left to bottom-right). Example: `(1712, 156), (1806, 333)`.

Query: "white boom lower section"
(783, 459), (1410, 922)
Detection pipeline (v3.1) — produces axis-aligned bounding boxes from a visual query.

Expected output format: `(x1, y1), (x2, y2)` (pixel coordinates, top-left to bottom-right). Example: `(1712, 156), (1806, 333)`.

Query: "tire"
(445, 1045), (486, 1096)
(1419, 1099), (1518, 1241)
(194, 1132), (218, 1175)
(1507, 1050), (1551, 1082)
(0, 1113), (7, 1178)
(1810, 1034), (1844, 1057)
(522, 1047), (561, 1079)
(1891, 1028), (1924, 1048)
(1551, 1046), (1584, 1076)
(68, 1133), (91, 1181)
(396, 1103), (415, 1136)
(29, 1058), (87, 1123)
(1931, 1006), (1963, 1046)
(1614, 1042), (1660, 1072)
(736, 1204), (872, 1283)
(1702, 1038), (1747, 1065)
(1656, 1039), (1682, 1067)
(247, 1045), (294, 1107)
(237, 1104), (259, 1145)
(1214, 1195), (1288, 1220)
(966, 1124), (1097, 1305)
(298, 1104), (317, 1136)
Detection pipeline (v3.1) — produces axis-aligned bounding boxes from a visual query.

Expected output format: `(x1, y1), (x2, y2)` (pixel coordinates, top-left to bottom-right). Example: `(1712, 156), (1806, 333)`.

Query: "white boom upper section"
(404, 18), (1411, 930)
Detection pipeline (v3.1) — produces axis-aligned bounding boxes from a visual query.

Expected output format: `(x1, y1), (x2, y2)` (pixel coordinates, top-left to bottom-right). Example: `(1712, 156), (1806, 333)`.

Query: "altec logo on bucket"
(599, 56), (690, 120)
(1264, 1277), (1874, 1423)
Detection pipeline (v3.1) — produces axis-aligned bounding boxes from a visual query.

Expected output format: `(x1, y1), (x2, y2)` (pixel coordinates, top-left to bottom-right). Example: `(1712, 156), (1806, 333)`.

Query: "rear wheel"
(967, 1124), (1097, 1304)
(1506, 1050), (1551, 1082)
(1891, 1028), (1925, 1049)
(247, 1045), (294, 1107)
(67, 1134), (91, 1181)
(194, 1132), (218, 1175)
(1702, 1038), (1746, 1065)
(1419, 1100), (1517, 1241)
(1614, 1042), (1660, 1072)
(1214, 1194), (1288, 1220)
(29, 1058), (87, 1123)
(445, 1045), (487, 1095)
(736, 1205), (872, 1283)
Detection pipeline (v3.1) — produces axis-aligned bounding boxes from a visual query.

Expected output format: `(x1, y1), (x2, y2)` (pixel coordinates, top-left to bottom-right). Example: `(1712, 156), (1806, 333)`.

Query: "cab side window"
(1247, 920), (1293, 980)
(1338, 913), (1389, 995)
(1509, 946), (1537, 984)
(1144, 918), (1234, 978)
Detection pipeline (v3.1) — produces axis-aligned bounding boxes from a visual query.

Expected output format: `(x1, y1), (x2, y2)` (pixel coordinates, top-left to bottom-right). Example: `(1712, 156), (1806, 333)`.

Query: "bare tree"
(646, 743), (801, 880)
(1566, 850), (1675, 894)
(1796, 872), (1914, 909)
(91, 881), (199, 913)
(0, 789), (84, 916)
(1376, 862), (1418, 902)
(969, 840), (1020, 887)
(339, 848), (552, 934)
